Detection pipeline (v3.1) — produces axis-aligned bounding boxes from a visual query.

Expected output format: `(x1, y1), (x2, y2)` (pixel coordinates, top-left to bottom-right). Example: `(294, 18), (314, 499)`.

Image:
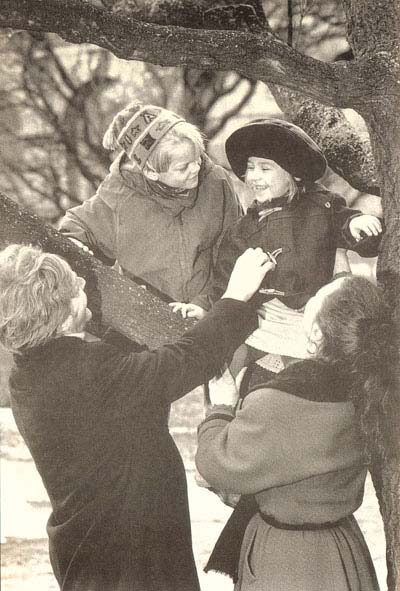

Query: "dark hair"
(315, 276), (399, 462)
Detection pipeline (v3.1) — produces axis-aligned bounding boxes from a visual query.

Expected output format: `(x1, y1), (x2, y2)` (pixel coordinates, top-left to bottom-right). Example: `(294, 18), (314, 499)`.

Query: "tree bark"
(1, 1), (399, 588)
(340, 1), (400, 589)
(0, 192), (195, 349)
(0, 0), (386, 107)
(269, 85), (380, 194)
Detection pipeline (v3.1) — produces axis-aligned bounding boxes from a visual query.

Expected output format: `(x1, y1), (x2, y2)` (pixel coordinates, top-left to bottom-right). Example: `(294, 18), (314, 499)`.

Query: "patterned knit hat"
(103, 101), (185, 169)
(225, 118), (327, 182)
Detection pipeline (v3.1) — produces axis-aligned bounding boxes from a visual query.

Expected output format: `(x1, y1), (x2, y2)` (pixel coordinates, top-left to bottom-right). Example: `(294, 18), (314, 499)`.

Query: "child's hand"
(68, 237), (94, 255)
(349, 215), (382, 242)
(169, 302), (206, 319)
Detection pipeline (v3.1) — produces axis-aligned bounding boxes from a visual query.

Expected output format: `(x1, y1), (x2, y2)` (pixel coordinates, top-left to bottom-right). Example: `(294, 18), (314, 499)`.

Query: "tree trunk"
(0, 1), (399, 588)
(0, 192), (195, 349)
(361, 108), (400, 591)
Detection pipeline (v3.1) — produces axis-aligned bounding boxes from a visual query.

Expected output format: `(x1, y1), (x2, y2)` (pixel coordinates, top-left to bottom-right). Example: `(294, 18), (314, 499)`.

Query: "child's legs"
(229, 344), (265, 379)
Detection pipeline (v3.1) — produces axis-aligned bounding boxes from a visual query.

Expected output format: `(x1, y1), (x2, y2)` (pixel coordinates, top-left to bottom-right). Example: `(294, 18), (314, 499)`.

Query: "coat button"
(325, 201), (331, 208)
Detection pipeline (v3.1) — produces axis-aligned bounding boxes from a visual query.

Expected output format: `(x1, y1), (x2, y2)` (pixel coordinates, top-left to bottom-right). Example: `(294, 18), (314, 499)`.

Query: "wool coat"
(60, 154), (240, 303)
(196, 360), (379, 591)
(9, 298), (254, 591)
(194, 184), (381, 311)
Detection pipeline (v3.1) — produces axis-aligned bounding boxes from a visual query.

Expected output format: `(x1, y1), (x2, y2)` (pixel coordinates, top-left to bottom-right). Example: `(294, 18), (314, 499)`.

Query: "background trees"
(0, 1), (399, 588)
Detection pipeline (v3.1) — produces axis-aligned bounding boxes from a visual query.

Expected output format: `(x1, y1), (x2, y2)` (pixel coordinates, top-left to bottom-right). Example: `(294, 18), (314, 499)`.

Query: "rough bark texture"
(0, 192), (195, 348)
(0, 1), (399, 589)
(0, 0), (384, 107)
(340, 2), (400, 589)
(269, 85), (379, 195)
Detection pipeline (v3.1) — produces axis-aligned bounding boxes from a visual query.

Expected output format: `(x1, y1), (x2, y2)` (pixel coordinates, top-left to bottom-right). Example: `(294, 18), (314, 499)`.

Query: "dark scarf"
(204, 359), (349, 582)
(120, 152), (201, 217)
(143, 176), (199, 216)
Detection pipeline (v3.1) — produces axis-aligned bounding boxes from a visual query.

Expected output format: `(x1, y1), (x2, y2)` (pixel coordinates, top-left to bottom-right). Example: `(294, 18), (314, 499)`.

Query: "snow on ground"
(1, 406), (387, 591)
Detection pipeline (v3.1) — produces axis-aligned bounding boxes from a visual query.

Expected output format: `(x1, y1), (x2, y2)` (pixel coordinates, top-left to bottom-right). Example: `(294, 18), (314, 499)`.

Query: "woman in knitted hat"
(60, 101), (240, 303)
(174, 119), (383, 380)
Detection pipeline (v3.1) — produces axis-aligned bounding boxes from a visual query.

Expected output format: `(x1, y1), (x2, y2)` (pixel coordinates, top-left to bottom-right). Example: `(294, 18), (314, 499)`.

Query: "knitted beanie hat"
(225, 118), (327, 182)
(103, 101), (185, 169)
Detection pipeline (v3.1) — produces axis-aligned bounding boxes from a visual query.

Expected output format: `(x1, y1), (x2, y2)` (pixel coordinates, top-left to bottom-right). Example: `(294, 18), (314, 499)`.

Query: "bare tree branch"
(0, 0), (390, 108)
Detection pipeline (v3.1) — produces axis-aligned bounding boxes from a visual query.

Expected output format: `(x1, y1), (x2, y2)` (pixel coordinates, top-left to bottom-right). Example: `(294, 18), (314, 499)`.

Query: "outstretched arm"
(107, 249), (274, 406)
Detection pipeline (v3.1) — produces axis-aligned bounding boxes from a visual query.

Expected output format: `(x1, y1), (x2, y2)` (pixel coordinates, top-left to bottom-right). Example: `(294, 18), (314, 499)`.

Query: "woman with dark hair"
(196, 274), (398, 591)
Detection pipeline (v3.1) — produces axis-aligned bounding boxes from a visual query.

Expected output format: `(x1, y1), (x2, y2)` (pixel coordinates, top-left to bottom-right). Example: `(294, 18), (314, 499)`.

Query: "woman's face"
(156, 140), (201, 190)
(67, 274), (92, 333)
(245, 157), (293, 203)
(303, 277), (347, 341)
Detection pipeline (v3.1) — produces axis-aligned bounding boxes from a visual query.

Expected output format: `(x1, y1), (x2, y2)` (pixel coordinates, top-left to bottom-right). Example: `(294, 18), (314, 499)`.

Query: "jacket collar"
(115, 153), (213, 216)
(247, 190), (300, 220)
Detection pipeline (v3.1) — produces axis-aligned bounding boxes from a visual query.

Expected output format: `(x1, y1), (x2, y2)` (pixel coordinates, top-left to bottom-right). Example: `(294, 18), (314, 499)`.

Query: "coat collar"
(246, 359), (349, 403)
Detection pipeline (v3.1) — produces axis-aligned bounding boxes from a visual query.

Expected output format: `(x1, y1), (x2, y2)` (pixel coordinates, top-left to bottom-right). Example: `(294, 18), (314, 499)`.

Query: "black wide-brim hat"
(225, 118), (327, 182)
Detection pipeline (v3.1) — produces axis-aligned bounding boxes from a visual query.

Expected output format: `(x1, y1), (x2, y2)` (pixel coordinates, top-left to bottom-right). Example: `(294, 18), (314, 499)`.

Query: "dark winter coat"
(60, 154), (240, 302)
(9, 298), (254, 591)
(195, 184), (381, 311)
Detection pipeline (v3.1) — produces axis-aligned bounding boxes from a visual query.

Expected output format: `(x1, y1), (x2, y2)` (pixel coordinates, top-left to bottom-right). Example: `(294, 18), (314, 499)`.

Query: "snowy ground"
(1, 390), (387, 591)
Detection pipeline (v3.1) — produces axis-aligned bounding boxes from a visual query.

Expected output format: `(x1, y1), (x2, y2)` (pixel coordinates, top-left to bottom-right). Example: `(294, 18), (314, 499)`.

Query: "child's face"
(245, 157), (293, 202)
(155, 140), (201, 190)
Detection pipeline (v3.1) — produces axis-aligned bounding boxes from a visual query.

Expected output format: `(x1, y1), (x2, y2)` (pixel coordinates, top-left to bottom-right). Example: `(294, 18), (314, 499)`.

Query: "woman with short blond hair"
(0, 243), (274, 591)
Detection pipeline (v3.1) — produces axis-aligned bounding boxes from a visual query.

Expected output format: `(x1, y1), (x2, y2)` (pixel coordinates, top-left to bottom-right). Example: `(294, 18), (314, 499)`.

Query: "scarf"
(143, 176), (199, 216)
(120, 152), (200, 217)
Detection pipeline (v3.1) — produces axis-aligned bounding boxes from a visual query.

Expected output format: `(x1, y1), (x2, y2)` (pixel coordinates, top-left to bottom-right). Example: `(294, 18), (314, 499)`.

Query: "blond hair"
(145, 122), (204, 173)
(0, 245), (78, 353)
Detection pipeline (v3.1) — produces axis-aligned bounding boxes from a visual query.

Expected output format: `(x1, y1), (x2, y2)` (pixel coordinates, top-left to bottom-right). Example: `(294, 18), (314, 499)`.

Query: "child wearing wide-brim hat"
(174, 118), (383, 381)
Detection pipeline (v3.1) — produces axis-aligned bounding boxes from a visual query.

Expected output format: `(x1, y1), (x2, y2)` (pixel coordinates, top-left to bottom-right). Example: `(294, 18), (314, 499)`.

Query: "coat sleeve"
(59, 184), (118, 265)
(196, 388), (295, 494)
(100, 298), (255, 407)
(220, 173), (243, 235)
(191, 227), (245, 311)
(195, 387), (359, 495)
(331, 195), (382, 257)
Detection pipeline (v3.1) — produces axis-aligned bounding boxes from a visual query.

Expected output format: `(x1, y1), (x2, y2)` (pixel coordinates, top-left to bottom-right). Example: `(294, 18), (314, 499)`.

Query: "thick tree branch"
(0, 0), (390, 108)
(269, 85), (380, 195)
(342, 0), (400, 57)
(0, 191), (195, 348)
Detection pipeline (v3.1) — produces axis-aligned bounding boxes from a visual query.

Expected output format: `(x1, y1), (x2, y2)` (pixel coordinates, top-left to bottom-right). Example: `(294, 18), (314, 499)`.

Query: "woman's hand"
(333, 248), (351, 276)
(222, 247), (276, 302)
(349, 214), (382, 241)
(169, 302), (207, 319)
(208, 367), (247, 408)
(67, 237), (94, 255)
